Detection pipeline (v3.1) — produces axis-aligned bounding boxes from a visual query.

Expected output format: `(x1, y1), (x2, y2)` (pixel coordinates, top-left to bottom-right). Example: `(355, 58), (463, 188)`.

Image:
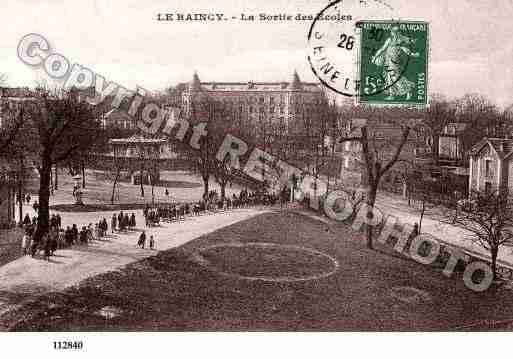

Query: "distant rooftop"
(187, 70), (322, 93)
(199, 82), (322, 92)
(0, 87), (34, 98)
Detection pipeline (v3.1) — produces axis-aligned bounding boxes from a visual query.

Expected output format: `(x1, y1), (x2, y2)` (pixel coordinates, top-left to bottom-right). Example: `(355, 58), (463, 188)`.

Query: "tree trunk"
(111, 170), (120, 204)
(17, 183), (23, 224)
(432, 134), (440, 166)
(419, 200), (425, 233)
(35, 155), (52, 241)
(150, 173), (155, 206)
(202, 174), (209, 198)
(220, 181), (226, 201)
(491, 246), (498, 280)
(54, 165), (58, 190)
(366, 185), (378, 250)
(17, 155), (24, 224)
(81, 162), (86, 188)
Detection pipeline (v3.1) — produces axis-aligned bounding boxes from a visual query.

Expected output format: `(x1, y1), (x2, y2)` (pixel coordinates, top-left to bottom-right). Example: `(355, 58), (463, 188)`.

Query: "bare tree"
(422, 93), (457, 165)
(212, 154), (232, 201)
(448, 190), (513, 279)
(409, 177), (441, 233)
(0, 101), (26, 155)
(456, 93), (505, 161)
(339, 110), (421, 249)
(108, 152), (126, 204)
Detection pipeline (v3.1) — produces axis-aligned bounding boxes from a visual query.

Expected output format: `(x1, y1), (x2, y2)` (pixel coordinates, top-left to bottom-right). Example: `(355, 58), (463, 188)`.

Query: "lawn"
(3, 210), (513, 331)
(0, 228), (23, 268)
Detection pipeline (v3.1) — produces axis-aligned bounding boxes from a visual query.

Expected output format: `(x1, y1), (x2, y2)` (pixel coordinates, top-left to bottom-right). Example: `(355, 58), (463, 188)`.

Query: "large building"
(181, 70), (327, 138)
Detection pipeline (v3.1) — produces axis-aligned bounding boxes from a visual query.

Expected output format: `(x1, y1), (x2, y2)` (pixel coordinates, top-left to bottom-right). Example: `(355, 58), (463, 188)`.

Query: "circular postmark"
(307, 0), (421, 100)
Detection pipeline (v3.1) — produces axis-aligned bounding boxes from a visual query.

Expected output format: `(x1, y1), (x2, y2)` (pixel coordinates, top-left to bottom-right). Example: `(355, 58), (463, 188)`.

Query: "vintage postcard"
(0, 0), (513, 357)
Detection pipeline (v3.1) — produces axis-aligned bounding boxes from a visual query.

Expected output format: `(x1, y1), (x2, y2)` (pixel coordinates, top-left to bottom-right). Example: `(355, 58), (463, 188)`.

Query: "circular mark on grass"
(194, 242), (339, 283)
(389, 286), (432, 305)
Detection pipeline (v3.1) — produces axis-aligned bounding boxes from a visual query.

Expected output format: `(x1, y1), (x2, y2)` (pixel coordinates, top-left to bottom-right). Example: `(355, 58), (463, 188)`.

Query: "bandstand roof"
(109, 135), (167, 145)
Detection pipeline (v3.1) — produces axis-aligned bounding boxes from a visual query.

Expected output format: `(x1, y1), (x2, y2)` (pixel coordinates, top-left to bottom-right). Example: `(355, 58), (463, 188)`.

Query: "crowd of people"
(18, 187), (282, 260)
(21, 213), (112, 260)
(110, 211), (137, 232)
(141, 189), (280, 226)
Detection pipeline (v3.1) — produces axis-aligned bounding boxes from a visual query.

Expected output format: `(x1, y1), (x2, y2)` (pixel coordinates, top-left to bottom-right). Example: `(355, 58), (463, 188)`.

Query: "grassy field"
(31, 169), (244, 211)
(3, 210), (513, 331)
(0, 228), (23, 268)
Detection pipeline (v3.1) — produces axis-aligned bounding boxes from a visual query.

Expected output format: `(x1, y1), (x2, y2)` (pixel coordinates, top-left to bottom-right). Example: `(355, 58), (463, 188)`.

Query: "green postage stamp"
(357, 21), (429, 106)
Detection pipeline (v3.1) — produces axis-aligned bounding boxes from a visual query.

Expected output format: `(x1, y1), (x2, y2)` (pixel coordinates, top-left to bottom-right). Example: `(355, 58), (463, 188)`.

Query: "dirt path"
(0, 208), (268, 297)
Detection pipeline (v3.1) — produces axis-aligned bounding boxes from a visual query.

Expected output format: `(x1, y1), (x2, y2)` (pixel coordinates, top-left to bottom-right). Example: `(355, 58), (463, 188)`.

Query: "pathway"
(0, 208), (268, 296)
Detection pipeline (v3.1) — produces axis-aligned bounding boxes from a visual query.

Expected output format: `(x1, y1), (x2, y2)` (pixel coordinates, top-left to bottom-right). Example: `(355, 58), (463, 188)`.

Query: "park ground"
(2, 209), (513, 331)
(2, 169), (513, 330)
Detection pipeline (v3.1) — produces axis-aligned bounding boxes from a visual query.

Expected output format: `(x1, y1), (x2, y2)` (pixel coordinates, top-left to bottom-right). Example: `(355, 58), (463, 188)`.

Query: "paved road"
(361, 192), (513, 272)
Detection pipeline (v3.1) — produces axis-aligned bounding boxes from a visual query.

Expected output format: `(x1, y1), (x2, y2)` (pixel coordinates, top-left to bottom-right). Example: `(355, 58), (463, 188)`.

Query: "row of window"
(200, 95), (323, 106)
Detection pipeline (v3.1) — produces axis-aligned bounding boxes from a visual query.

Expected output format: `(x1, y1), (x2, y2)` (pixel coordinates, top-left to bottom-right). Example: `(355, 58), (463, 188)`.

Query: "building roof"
(187, 71), (322, 93)
(198, 82), (321, 92)
(0, 87), (33, 98)
(109, 135), (167, 145)
(470, 138), (513, 159)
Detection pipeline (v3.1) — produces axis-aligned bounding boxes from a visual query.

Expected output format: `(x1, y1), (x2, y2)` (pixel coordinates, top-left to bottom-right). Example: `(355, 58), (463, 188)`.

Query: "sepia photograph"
(0, 0), (512, 356)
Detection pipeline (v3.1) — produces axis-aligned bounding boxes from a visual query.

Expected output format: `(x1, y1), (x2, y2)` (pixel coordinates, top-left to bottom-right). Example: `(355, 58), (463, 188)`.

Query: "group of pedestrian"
(137, 230), (156, 250)
(20, 211), (112, 260)
(21, 214), (62, 260)
(111, 211), (136, 232)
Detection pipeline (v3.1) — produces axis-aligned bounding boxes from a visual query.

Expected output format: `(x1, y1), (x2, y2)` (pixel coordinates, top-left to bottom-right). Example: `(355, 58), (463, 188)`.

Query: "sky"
(1, 0), (512, 107)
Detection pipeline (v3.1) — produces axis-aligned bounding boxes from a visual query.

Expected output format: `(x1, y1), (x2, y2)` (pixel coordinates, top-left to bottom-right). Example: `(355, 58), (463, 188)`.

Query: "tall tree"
(23, 86), (99, 240)
(456, 93), (504, 161)
(339, 106), (422, 249)
(448, 190), (513, 280)
(422, 93), (457, 165)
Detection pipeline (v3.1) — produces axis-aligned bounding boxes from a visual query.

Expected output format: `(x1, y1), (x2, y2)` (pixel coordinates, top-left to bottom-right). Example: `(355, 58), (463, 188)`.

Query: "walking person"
(21, 233), (29, 255)
(71, 224), (78, 243)
(123, 213), (129, 231)
(50, 228), (58, 255)
(118, 211), (123, 231)
(64, 226), (73, 247)
(137, 231), (146, 249)
(149, 234), (155, 250)
(80, 226), (88, 244)
(130, 212), (136, 230)
(111, 213), (117, 233)
(143, 207), (149, 227)
(95, 223), (101, 240)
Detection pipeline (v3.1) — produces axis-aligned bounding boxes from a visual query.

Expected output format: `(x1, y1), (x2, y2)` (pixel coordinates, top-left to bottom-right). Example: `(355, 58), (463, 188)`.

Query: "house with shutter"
(468, 138), (513, 195)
